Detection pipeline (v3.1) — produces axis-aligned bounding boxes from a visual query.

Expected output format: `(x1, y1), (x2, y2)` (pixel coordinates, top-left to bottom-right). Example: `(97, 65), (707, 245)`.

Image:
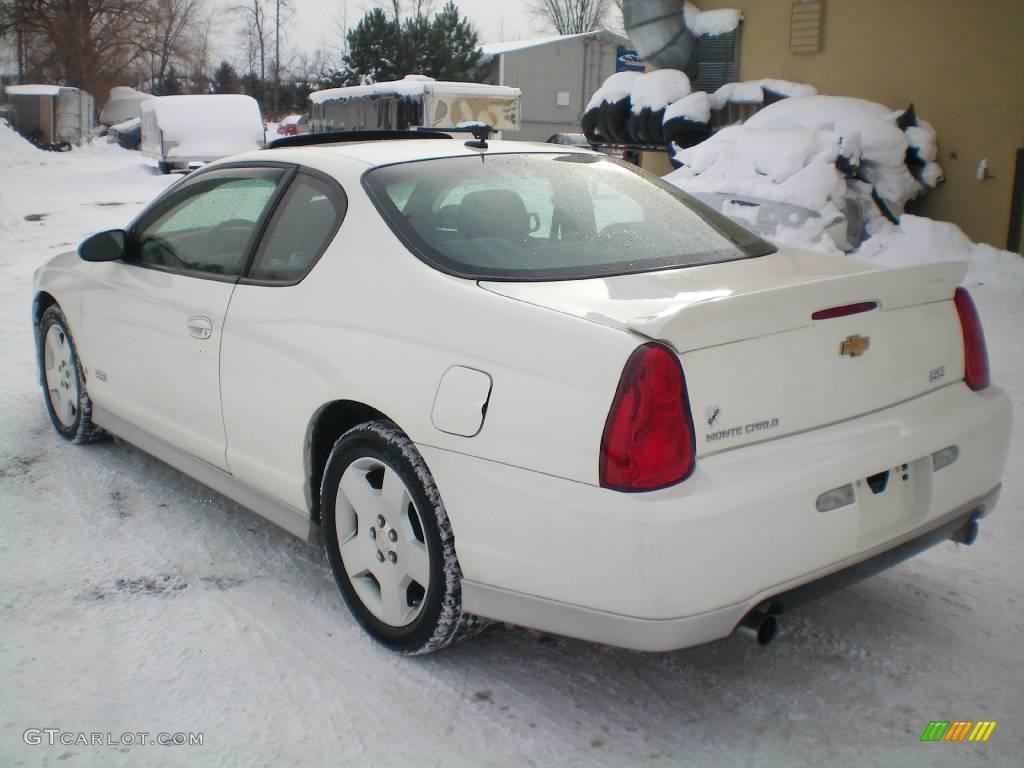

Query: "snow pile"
(664, 91), (711, 125)
(311, 75), (519, 105)
(630, 70), (691, 113)
(710, 79), (818, 109)
(667, 95), (946, 250)
(585, 71), (642, 112)
(683, 2), (742, 36)
(0, 120), (43, 167)
(855, 215), (1024, 291)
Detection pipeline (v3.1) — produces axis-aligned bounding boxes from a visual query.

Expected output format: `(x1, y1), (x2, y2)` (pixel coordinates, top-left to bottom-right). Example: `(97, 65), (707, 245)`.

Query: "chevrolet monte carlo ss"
(32, 133), (1011, 654)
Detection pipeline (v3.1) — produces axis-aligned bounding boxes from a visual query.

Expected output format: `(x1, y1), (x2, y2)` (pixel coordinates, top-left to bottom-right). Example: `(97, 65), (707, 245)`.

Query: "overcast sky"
(222, 0), (545, 69)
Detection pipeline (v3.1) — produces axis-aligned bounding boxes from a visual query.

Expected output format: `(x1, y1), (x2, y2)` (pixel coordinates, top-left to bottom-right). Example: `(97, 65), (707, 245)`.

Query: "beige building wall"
(692, 0), (1024, 249)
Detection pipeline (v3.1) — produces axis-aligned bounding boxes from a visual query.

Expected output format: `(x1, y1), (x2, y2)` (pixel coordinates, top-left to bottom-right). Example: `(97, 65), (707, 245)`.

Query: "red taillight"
(600, 344), (695, 492)
(954, 287), (990, 391)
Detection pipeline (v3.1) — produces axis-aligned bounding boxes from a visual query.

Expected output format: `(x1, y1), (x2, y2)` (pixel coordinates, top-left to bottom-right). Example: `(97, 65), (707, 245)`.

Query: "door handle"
(187, 315), (213, 339)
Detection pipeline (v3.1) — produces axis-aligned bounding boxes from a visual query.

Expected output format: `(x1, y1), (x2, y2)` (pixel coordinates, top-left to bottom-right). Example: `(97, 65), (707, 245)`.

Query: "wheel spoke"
(378, 571), (411, 625)
(380, 466), (409, 516)
(399, 540), (430, 587)
(339, 465), (383, 519)
(339, 532), (373, 576)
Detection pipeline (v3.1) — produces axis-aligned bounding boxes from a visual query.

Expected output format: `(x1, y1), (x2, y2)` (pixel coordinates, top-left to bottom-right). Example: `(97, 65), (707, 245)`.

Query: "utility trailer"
(309, 75), (521, 135)
(140, 94), (264, 174)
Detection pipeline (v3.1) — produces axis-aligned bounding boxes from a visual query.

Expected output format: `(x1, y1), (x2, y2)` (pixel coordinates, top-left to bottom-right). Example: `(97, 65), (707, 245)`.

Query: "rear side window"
(248, 172), (346, 282)
(363, 153), (774, 281)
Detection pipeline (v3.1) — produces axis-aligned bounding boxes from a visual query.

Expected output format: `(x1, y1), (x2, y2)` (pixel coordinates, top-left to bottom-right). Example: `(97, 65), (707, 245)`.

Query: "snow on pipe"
(623, 0), (697, 71)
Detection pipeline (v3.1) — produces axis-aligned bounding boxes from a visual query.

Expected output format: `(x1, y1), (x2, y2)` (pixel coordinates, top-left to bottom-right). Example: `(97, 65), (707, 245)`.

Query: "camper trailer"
(309, 75), (521, 135)
(140, 94), (264, 173)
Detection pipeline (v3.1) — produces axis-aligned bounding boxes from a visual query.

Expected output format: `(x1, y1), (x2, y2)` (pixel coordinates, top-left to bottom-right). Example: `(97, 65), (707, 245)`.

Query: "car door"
(81, 165), (291, 470)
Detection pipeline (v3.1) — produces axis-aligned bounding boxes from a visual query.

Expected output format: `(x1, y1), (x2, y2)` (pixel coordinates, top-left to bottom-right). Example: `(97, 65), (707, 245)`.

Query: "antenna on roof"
(464, 124), (493, 149)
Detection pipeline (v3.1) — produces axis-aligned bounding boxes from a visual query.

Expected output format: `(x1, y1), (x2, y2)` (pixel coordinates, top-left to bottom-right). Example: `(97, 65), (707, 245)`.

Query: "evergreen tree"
(212, 61), (241, 94)
(154, 65), (184, 96)
(342, 3), (483, 84)
(426, 2), (483, 81)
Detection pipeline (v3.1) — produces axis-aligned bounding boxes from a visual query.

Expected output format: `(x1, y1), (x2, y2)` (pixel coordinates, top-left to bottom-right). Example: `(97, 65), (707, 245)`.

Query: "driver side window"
(131, 169), (283, 277)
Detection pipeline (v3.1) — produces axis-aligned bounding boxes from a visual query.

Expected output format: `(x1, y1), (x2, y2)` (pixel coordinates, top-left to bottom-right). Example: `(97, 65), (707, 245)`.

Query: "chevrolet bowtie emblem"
(840, 335), (870, 357)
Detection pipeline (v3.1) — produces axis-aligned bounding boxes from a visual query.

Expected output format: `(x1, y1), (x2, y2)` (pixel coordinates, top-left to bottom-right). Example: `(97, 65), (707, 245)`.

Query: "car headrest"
(457, 189), (530, 242)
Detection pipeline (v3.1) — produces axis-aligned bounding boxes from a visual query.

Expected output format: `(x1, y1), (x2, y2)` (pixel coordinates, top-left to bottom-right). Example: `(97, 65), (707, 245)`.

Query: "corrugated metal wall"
(498, 36), (626, 142)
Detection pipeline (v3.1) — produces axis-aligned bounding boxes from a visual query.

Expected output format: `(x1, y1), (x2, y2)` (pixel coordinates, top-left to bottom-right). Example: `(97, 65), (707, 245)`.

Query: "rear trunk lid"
(481, 249), (967, 455)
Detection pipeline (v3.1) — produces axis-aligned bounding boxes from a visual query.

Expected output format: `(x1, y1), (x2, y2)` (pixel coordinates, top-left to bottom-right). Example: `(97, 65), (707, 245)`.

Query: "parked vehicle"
(107, 117), (142, 151)
(140, 94), (264, 174)
(546, 131), (640, 165)
(33, 134), (1010, 655)
(277, 114), (310, 136)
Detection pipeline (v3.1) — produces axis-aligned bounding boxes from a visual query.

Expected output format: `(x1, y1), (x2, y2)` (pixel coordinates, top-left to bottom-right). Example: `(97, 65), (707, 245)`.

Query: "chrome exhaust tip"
(737, 611), (777, 646)
(951, 517), (980, 546)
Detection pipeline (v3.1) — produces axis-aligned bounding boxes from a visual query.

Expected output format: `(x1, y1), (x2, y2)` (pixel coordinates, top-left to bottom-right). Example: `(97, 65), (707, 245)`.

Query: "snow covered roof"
(479, 29), (629, 59)
(5, 84), (62, 97)
(310, 75), (520, 105)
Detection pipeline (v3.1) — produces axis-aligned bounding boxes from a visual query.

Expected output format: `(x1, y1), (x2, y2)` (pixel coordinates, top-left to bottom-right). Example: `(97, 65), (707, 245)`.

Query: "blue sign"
(616, 47), (644, 72)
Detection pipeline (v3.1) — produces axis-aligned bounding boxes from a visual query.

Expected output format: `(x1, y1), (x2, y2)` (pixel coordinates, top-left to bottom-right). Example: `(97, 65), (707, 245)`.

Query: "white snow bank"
(311, 75), (519, 105)
(683, 3), (742, 36)
(630, 70), (691, 114)
(0, 120), (43, 167)
(585, 71), (642, 111)
(710, 79), (817, 109)
(854, 215), (1024, 291)
(664, 91), (711, 124)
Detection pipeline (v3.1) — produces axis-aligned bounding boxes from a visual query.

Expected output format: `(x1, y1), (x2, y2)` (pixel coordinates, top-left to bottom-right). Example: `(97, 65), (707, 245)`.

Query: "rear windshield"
(362, 152), (774, 281)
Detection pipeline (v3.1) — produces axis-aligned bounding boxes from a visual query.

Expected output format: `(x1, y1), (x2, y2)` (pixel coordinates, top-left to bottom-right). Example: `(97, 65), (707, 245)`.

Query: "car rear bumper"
(459, 485), (999, 651)
(418, 383), (1012, 651)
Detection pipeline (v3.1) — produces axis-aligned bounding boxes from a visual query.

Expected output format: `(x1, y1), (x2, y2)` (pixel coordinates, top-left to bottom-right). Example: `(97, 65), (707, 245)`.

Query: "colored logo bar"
(920, 721), (997, 742)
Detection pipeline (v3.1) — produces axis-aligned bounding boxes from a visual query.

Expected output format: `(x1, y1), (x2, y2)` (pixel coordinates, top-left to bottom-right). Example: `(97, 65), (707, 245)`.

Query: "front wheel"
(37, 305), (105, 443)
(321, 421), (487, 654)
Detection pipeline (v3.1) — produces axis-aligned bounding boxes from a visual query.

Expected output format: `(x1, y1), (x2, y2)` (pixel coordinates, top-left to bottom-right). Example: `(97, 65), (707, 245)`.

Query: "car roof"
(224, 138), (596, 172)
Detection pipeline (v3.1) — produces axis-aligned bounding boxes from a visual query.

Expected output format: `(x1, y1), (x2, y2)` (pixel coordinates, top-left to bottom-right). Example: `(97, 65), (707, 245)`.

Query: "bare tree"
(234, 0), (268, 79)
(529, 0), (611, 35)
(271, 0), (291, 114)
(143, 0), (203, 89)
(2, 0), (153, 98)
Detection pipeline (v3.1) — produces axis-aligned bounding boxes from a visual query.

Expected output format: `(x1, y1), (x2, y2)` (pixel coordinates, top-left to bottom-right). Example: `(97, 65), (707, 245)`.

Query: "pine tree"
(212, 61), (241, 94)
(341, 3), (483, 84)
(426, 2), (483, 81)
(155, 65), (184, 96)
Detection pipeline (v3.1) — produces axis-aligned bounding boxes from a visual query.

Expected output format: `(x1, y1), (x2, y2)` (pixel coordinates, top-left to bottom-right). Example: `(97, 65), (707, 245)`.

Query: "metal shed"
(4, 84), (95, 146)
(479, 31), (633, 142)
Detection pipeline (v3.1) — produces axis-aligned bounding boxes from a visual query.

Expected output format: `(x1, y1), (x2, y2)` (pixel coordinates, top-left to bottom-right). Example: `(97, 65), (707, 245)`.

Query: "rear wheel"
(37, 305), (105, 443)
(321, 421), (486, 654)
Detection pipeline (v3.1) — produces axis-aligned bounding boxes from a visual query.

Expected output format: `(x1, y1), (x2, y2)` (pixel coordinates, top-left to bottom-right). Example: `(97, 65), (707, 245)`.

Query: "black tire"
(37, 305), (105, 443)
(158, 161), (172, 174)
(321, 420), (487, 655)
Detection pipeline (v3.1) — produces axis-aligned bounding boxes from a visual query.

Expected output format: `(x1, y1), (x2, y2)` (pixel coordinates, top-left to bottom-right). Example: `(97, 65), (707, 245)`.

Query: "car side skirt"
(461, 485), (1000, 652)
(92, 406), (320, 545)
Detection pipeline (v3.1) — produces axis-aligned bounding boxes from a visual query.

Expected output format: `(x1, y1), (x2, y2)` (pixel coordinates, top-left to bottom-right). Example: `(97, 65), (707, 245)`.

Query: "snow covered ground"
(1, 132), (1022, 767)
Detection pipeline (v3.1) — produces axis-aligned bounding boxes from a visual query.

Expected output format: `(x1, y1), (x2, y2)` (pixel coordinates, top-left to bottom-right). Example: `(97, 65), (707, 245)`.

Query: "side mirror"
(78, 229), (126, 262)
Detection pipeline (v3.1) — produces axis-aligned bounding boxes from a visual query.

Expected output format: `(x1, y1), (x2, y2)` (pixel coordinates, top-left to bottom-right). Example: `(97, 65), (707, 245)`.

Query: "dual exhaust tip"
(736, 516), (983, 646)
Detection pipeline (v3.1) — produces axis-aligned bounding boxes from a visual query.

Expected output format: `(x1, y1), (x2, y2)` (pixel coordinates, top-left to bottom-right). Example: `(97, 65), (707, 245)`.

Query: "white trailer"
(309, 75), (521, 135)
(140, 94), (264, 173)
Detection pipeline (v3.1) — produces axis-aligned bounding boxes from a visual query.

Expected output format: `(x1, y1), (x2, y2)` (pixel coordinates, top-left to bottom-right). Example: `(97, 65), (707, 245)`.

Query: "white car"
(32, 134), (1011, 655)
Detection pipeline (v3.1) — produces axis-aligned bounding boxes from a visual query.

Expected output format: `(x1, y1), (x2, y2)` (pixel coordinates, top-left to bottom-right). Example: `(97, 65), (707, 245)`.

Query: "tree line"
(0, 0), (620, 119)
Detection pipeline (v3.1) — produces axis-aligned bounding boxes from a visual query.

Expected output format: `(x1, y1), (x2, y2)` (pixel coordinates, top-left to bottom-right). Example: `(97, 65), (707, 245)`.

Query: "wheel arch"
(305, 399), (397, 521)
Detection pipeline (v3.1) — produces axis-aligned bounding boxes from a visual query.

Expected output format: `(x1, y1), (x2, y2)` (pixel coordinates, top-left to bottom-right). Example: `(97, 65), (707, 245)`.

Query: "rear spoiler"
(628, 260), (968, 352)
